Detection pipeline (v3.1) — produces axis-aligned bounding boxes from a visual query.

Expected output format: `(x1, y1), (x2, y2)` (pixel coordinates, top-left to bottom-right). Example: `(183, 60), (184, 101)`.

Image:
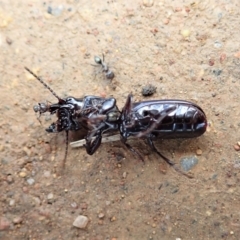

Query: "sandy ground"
(1, 0), (240, 239)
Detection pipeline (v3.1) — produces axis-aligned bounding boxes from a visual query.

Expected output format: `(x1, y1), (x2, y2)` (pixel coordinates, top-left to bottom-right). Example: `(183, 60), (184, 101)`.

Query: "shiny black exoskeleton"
(119, 94), (207, 177)
(77, 96), (120, 155)
(120, 94), (207, 140)
(25, 67), (120, 165)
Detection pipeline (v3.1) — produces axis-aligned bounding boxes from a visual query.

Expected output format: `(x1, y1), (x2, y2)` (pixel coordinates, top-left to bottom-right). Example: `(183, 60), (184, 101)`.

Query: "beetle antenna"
(62, 130), (69, 169)
(25, 67), (61, 100)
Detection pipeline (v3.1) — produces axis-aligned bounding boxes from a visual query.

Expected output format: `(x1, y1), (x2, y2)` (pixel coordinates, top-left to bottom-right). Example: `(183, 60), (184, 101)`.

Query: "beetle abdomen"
(130, 101), (207, 139)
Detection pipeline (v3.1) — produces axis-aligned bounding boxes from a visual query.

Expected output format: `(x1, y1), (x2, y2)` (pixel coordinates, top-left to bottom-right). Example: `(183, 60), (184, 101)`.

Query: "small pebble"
(71, 202), (78, 209)
(142, 84), (157, 96)
(47, 6), (52, 14)
(23, 146), (31, 157)
(47, 193), (54, 200)
(213, 69), (222, 76)
(73, 215), (89, 229)
(209, 58), (214, 66)
(214, 40), (222, 48)
(219, 53), (226, 63)
(0, 14), (12, 28)
(98, 213), (105, 219)
(196, 149), (202, 156)
(19, 171), (27, 178)
(0, 217), (11, 230)
(142, 0), (154, 7)
(234, 52), (240, 58)
(47, 5), (64, 16)
(234, 145), (240, 151)
(181, 29), (191, 38)
(13, 216), (23, 224)
(110, 216), (116, 222)
(6, 175), (13, 184)
(32, 197), (41, 206)
(163, 18), (170, 24)
(0, 144), (4, 152)
(237, 142), (240, 146)
(123, 172), (127, 179)
(180, 156), (198, 171)
(27, 178), (35, 185)
(9, 199), (15, 206)
(6, 37), (12, 45)
(206, 210), (211, 216)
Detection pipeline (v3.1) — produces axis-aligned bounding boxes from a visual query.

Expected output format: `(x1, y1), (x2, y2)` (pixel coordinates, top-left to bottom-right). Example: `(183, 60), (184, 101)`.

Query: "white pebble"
(71, 202), (78, 208)
(206, 210), (211, 216)
(13, 216), (23, 224)
(32, 196), (41, 206)
(142, 0), (154, 7)
(47, 193), (54, 200)
(73, 215), (89, 229)
(98, 213), (105, 219)
(181, 29), (191, 38)
(9, 199), (15, 206)
(19, 171), (27, 178)
(214, 40), (222, 48)
(27, 178), (35, 185)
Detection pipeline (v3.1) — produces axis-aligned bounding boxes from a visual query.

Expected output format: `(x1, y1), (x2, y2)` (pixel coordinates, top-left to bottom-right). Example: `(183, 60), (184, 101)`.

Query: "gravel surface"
(1, 0), (240, 239)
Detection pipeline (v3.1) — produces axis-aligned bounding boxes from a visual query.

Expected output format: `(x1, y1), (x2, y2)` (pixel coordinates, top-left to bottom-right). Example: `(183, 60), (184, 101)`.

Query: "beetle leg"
(120, 136), (145, 162)
(84, 120), (111, 155)
(122, 94), (133, 119)
(84, 133), (102, 155)
(62, 130), (69, 169)
(147, 136), (193, 178)
(83, 120), (105, 155)
(147, 136), (175, 166)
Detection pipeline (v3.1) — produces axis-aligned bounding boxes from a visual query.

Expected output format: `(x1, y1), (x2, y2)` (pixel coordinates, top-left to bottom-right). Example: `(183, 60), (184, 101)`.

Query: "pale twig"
(70, 134), (124, 148)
